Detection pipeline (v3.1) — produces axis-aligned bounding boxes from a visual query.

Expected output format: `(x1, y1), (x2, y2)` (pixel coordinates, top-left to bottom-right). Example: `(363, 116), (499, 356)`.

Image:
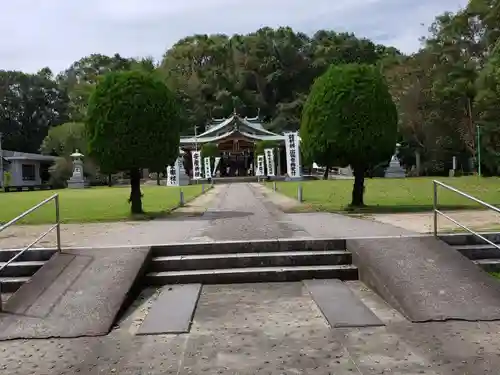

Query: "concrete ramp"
(304, 279), (384, 328)
(347, 236), (500, 322)
(137, 284), (202, 335)
(0, 247), (149, 340)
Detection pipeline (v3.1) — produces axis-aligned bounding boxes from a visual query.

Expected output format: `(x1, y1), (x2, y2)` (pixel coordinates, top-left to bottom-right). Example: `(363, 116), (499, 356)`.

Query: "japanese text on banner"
(256, 155), (265, 176)
(204, 157), (212, 179)
(264, 148), (275, 177)
(284, 132), (301, 178)
(192, 151), (202, 180)
(166, 157), (180, 186)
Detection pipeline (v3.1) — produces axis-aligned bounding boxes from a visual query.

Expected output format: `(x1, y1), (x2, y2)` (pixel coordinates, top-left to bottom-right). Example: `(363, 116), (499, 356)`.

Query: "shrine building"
(180, 113), (291, 177)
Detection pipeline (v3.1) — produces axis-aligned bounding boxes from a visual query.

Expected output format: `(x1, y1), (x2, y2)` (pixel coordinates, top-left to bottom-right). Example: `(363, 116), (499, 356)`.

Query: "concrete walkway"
(198, 183), (310, 241)
(196, 183), (411, 241)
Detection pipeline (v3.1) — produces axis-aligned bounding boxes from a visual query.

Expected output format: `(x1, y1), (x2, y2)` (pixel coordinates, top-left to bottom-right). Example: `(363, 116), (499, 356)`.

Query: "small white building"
(1, 150), (56, 187)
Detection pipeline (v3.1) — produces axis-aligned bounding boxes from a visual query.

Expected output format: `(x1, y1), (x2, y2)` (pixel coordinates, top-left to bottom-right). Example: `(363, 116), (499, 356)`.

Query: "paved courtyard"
(2, 280), (500, 374)
(1, 183), (500, 374)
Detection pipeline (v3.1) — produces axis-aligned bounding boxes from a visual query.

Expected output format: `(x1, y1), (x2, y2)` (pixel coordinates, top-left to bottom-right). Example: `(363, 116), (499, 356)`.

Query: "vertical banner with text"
(256, 155), (265, 177)
(284, 132), (301, 178)
(264, 148), (275, 177)
(212, 156), (221, 177)
(192, 151), (202, 180)
(204, 157), (212, 179)
(166, 158), (181, 186)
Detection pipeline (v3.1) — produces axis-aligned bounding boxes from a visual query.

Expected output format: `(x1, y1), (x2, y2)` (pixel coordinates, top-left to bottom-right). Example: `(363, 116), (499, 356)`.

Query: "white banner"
(264, 148), (275, 177)
(256, 155), (265, 176)
(212, 156), (221, 176)
(192, 151), (202, 180)
(284, 132), (301, 178)
(166, 157), (181, 186)
(204, 157), (212, 179)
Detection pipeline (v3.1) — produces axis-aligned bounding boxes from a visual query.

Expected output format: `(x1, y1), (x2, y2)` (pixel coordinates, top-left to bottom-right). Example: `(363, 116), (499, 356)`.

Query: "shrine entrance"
(218, 139), (254, 177)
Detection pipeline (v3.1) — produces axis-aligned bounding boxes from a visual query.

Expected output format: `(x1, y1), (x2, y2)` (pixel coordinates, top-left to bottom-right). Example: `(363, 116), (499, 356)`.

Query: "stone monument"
(178, 149), (190, 186)
(384, 143), (406, 178)
(67, 150), (86, 188)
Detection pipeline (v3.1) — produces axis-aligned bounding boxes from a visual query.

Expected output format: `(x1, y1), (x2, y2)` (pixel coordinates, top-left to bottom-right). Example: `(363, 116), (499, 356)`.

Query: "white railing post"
(55, 194), (61, 252)
(433, 181), (438, 237)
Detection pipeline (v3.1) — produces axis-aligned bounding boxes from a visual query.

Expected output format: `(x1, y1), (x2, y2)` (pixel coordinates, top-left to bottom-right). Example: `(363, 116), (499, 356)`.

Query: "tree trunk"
(351, 166), (366, 207)
(415, 151), (421, 176)
(129, 168), (143, 214)
(156, 173), (160, 186)
(323, 165), (330, 180)
(108, 174), (112, 187)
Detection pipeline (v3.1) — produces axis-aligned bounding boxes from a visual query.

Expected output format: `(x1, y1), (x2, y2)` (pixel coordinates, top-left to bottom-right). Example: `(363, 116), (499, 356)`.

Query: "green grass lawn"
(269, 176), (500, 213)
(0, 185), (206, 225)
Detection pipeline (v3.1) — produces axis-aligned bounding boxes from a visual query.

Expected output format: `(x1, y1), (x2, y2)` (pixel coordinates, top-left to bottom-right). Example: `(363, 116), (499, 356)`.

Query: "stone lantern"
(385, 143), (405, 178)
(67, 150), (86, 188)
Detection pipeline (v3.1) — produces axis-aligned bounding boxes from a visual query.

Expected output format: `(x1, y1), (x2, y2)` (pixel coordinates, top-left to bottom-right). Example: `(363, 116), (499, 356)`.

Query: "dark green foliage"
(254, 140), (278, 158)
(86, 71), (181, 213)
(475, 41), (500, 175)
(301, 63), (398, 168)
(86, 71), (181, 172)
(0, 69), (69, 153)
(301, 63), (398, 205)
(200, 143), (219, 160)
(200, 143), (220, 176)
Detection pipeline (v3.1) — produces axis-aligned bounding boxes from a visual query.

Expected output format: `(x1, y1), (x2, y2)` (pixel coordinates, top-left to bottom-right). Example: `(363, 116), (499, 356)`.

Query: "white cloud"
(0, 0), (468, 74)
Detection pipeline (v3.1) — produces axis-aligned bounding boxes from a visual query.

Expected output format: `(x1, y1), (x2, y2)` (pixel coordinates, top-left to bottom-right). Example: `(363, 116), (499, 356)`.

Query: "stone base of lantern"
(179, 170), (190, 186)
(67, 178), (86, 189)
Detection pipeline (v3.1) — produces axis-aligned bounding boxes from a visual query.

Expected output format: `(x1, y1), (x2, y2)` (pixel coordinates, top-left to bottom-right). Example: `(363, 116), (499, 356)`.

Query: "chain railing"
(433, 180), (500, 250)
(0, 194), (61, 310)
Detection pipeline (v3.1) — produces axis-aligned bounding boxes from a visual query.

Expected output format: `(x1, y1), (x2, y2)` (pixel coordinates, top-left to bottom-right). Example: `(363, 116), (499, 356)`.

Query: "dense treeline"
(1, 0), (499, 176)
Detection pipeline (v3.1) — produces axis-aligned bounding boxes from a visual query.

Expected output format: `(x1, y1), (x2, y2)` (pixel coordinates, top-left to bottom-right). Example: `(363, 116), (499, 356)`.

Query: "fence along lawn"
(0, 185), (204, 224)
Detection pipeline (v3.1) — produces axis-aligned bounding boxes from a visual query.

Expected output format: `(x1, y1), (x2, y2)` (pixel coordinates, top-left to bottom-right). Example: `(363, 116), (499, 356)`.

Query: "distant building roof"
(1, 150), (57, 162)
(180, 114), (286, 145)
(199, 114), (280, 137)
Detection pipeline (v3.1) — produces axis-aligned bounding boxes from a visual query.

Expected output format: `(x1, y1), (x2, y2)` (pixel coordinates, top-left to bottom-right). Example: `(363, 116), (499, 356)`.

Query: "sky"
(1, 0), (468, 75)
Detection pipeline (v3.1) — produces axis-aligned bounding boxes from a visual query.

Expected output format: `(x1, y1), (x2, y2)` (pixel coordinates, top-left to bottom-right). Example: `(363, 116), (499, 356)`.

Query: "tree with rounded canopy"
(301, 63), (398, 207)
(86, 71), (181, 214)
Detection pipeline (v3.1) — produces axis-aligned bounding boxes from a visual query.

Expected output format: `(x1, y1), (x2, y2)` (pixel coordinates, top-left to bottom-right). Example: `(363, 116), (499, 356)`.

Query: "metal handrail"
(0, 194), (61, 309)
(433, 180), (500, 250)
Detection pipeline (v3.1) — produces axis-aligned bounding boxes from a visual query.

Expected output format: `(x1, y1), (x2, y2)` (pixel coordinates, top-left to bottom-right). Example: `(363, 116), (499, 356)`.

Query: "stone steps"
(150, 250), (352, 271)
(454, 244), (500, 260)
(440, 234), (500, 273)
(0, 261), (46, 277)
(146, 264), (358, 285)
(0, 277), (30, 293)
(0, 248), (57, 295)
(474, 259), (500, 273)
(0, 248), (56, 262)
(146, 239), (357, 285)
